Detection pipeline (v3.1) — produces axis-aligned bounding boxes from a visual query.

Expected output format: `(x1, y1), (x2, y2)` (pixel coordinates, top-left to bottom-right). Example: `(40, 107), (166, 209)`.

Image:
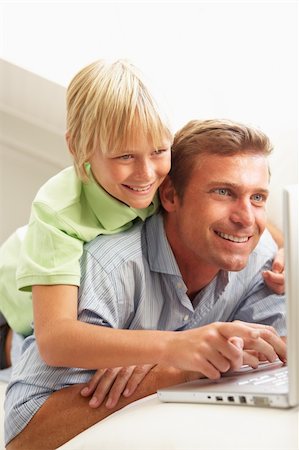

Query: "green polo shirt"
(0, 227), (33, 335)
(17, 164), (159, 291)
(0, 164), (158, 334)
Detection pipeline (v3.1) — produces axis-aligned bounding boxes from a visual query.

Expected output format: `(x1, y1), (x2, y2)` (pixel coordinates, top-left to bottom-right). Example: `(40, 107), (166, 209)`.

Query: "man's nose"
(230, 200), (255, 227)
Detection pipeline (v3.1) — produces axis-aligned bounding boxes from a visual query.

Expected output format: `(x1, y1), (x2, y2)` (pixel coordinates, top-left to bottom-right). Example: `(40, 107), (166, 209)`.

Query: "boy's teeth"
(128, 185), (150, 191)
(217, 232), (249, 243)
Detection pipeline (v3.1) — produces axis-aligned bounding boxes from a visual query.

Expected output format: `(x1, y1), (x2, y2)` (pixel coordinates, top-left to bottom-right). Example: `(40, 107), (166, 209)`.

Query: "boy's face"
(89, 134), (171, 209)
(161, 152), (269, 275)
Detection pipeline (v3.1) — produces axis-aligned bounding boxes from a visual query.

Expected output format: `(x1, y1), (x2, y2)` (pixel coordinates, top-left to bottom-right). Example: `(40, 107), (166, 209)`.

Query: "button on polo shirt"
(16, 165), (159, 292)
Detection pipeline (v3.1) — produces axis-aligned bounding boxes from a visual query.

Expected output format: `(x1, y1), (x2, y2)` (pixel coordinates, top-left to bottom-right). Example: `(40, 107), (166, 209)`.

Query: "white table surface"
(1, 382), (298, 450)
(58, 393), (299, 450)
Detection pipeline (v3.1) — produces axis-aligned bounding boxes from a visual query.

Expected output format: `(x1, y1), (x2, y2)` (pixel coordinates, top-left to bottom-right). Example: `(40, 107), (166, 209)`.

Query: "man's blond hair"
(66, 59), (172, 180)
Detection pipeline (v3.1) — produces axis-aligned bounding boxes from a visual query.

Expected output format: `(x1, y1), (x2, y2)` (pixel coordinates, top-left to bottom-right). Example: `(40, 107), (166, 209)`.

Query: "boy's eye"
(153, 148), (167, 155)
(117, 154), (134, 160)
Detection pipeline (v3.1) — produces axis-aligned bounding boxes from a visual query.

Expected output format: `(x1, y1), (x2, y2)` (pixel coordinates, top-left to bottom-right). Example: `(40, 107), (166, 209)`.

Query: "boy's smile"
(89, 134), (171, 209)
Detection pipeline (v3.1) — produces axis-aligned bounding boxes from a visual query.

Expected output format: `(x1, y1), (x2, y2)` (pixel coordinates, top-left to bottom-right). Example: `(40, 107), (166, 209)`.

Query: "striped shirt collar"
(146, 214), (182, 276)
(146, 213), (230, 290)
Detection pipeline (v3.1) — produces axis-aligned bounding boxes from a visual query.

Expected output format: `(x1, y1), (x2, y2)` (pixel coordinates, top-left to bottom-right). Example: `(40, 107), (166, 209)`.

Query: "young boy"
(0, 59), (172, 369)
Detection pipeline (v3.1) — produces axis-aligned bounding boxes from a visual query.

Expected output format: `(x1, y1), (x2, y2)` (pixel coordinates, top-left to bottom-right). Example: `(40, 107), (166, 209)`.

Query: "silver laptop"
(158, 185), (298, 408)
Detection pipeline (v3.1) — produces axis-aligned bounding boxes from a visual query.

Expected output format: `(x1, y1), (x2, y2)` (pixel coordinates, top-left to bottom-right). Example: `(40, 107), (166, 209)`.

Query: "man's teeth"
(217, 232), (249, 243)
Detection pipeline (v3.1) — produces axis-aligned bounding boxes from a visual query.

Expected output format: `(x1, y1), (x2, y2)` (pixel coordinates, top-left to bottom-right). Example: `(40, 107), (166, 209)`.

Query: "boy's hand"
(81, 364), (154, 409)
(263, 248), (285, 295)
(228, 331), (285, 370)
(232, 321), (287, 367)
(166, 321), (286, 378)
(166, 321), (259, 378)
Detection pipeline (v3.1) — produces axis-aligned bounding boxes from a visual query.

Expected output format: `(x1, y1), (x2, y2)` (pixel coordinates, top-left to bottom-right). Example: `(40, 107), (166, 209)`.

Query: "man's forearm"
(7, 366), (199, 450)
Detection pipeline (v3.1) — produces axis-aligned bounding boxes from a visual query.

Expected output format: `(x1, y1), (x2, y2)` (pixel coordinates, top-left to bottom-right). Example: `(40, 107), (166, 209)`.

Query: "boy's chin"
(128, 200), (153, 209)
(121, 195), (155, 210)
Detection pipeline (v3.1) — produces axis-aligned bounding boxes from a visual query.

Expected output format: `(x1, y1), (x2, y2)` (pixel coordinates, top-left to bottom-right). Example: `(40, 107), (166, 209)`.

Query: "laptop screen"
(283, 185), (299, 406)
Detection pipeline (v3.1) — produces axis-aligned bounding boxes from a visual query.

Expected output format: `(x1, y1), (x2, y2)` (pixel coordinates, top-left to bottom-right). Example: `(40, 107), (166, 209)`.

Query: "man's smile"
(215, 230), (251, 243)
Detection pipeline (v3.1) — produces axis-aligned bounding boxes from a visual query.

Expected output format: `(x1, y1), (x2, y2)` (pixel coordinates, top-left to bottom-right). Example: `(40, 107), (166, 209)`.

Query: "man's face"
(161, 152), (269, 274)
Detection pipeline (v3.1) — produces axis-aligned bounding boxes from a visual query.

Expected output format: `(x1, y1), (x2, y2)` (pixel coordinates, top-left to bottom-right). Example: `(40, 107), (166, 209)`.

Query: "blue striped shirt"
(4, 214), (286, 444)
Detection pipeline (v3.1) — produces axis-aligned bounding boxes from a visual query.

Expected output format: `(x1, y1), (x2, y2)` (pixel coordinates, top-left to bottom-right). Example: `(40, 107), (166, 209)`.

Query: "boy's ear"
(159, 176), (178, 212)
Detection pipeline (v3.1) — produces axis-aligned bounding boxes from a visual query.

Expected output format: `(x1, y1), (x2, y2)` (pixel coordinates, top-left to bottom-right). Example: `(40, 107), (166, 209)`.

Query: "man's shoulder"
(83, 220), (146, 273)
(240, 228), (277, 277)
(253, 228), (278, 258)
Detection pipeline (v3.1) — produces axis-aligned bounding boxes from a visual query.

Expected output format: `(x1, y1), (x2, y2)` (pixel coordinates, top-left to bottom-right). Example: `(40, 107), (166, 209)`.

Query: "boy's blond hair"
(66, 59), (172, 181)
(170, 119), (273, 199)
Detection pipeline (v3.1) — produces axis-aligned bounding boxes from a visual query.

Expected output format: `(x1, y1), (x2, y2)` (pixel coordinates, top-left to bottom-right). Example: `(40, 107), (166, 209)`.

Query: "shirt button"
(183, 315), (189, 321)
(177, 282), (183, 289)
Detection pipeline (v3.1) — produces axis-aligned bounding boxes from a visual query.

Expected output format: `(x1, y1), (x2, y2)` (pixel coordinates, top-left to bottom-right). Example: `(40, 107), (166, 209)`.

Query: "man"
(5, 119), (286, 450)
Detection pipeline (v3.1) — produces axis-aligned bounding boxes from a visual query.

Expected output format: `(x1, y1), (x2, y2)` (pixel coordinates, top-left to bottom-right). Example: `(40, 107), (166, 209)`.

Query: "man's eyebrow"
(206, 182), (269, 194)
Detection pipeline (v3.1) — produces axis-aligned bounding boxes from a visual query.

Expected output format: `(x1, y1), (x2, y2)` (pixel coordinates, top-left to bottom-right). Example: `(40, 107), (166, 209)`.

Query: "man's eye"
(215, 188), (230, 196)
(251, 193), (265, 202)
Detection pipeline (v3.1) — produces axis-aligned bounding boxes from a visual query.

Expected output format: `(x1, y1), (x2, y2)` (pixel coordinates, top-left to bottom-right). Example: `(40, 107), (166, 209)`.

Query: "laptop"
(158, 185), (298, 409)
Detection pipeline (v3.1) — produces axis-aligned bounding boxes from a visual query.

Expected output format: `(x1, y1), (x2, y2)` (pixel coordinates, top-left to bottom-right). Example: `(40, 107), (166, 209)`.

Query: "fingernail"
(123, 388), (130, 397)
(105, 398), (113, 409)
(251, 331), (260, 338)
(81, 387), (89, 396)
(89, 397), (98, 407)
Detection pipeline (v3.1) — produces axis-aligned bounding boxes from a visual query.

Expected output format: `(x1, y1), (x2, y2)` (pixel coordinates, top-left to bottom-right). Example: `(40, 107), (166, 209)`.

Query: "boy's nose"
(137, 160), (154, 179)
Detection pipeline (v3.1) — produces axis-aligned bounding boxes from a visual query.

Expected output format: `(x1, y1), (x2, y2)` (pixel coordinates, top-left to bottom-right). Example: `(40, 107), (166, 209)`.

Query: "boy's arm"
(263, 221), (285, 294)
(262, 247), (285, 294)
(33, 287), (285, 375)
(266, 221), (284, 248)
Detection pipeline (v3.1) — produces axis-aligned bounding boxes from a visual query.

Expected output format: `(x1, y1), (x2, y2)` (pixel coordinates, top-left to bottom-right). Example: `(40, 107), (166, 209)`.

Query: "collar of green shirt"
(83, 164), (160, 231)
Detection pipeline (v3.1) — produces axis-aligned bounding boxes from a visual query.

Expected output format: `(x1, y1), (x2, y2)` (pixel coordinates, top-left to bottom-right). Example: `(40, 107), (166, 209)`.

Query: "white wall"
(0, 1), (298, 239)
(0, 60), (70, 243)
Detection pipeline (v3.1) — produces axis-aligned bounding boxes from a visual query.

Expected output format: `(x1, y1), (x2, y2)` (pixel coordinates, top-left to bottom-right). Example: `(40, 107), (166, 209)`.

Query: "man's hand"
(263, 247), (285, 294)
(81, 364), (154, 409)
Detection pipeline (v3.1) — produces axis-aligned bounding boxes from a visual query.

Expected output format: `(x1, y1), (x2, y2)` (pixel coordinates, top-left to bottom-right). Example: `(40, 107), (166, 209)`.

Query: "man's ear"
(159, 176), (178, 212)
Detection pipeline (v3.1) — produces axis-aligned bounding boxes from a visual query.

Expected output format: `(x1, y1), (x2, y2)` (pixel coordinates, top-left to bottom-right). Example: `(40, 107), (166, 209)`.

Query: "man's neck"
(179, 262), (218, 300)
(162, 214), (220, 298)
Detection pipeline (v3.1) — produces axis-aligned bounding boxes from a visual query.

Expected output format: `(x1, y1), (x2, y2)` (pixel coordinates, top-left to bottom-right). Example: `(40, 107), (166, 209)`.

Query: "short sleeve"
(16, 202), (84, 292)
(0, 226), (33, 335)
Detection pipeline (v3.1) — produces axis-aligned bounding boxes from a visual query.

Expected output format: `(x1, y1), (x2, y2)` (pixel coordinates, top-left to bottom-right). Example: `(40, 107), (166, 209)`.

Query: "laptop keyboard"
(237, 367), (288, 387)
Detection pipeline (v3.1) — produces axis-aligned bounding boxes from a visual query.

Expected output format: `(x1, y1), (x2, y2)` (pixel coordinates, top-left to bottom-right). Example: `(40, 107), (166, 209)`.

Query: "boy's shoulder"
(33, 166), (81, 210)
